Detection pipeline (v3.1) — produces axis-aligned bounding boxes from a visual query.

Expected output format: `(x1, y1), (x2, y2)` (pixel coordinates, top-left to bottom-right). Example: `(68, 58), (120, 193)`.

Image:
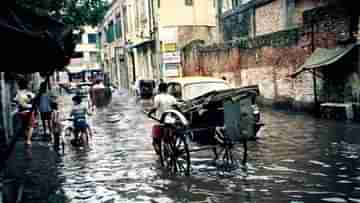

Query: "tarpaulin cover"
(292, 43), (358, 77)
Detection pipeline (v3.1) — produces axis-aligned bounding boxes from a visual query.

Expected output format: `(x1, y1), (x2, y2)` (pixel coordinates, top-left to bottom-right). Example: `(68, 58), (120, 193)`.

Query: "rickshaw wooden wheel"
(215, 144), (235, 166)
(213, 128), (237, 167)
(159, 111), (190, 176)
(160, 128), (190, 175)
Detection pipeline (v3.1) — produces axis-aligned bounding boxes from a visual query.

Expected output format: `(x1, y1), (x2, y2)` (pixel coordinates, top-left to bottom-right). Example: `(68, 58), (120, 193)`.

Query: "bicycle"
(64, 118), (90, 147)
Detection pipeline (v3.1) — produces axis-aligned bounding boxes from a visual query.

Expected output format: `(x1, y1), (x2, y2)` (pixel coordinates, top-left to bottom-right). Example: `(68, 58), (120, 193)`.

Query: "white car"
(166, 76), (230, 101)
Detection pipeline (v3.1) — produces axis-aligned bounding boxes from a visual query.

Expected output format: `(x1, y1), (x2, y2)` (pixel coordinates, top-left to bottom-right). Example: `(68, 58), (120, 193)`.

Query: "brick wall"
(255, 0), (282, 36)
(302, 4), (355, 49)
(292, 0), (324, 27)
(182, 3), (358, 111)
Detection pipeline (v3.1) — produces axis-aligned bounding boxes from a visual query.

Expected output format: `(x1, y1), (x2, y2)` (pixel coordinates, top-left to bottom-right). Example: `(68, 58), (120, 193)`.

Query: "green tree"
(14, 0), (109, 28)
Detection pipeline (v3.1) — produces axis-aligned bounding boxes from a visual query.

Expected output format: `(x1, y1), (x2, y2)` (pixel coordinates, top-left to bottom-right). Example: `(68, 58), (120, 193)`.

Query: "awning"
(126, 39), (154, 49)
(291, 43), (358, 77)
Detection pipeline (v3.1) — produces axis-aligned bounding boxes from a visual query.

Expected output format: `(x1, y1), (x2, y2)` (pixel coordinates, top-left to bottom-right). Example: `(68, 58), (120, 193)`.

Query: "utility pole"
(151, 0), (162, 80)
(217, 0), (223, 43)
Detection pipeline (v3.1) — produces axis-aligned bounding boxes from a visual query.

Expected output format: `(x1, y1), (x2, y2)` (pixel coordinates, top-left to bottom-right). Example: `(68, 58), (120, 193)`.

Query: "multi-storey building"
(158, 0), (217, 78)
(66, 26), (101, 79)
(99, 0), (154, 89)
(99, 0), (218, 89)
(99, 0), (128, 88)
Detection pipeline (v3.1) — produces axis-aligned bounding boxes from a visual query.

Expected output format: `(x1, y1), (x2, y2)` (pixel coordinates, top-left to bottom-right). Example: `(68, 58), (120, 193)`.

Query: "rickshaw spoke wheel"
(172, 135), (190, 175)
(216, 144), (237, 168)
(159, 112), (191, 176)
(160, 140), (172, 169)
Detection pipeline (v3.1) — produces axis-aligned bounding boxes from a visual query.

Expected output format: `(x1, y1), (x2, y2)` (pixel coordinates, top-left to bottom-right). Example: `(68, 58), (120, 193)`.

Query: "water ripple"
(53, 93), (360, 202)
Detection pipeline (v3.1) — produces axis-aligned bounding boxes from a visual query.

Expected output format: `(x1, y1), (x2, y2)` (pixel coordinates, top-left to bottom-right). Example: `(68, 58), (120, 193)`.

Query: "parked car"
(166, 77), (230, 101)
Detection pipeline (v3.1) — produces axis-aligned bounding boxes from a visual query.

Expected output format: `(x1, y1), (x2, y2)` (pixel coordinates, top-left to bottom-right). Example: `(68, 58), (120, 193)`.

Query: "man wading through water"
(148, 82), (177, 154)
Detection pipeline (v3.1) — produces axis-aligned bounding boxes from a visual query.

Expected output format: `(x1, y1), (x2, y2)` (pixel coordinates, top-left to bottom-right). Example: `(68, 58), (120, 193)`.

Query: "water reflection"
(55, 91), (360, 202)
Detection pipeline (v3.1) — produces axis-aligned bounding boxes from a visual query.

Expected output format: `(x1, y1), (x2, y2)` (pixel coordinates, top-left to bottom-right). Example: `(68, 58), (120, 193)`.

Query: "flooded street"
(56, 90), (360, 203)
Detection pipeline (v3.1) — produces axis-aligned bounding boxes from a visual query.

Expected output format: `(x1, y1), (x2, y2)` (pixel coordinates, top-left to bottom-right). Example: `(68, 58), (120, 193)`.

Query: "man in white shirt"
(15, 79), (35, 145)
(149, 82), (177, 120)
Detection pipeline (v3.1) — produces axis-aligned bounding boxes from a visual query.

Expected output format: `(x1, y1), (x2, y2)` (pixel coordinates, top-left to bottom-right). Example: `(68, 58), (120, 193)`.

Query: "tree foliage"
(14, 0), (109, 28)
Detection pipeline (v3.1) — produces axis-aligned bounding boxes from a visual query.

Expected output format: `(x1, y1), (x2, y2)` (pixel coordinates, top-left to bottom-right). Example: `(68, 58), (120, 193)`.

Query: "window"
(90, 52), (98, 62)
(115, 18), (122, 39)
(232, 0), (241, 8)
(185, 0), (193, 6)
(106, 21), (115, 43)
(87, 33), (97, 44)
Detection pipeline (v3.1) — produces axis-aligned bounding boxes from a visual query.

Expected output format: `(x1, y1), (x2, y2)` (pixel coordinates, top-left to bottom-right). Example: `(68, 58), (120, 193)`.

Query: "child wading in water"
(70, 95), (92, 146)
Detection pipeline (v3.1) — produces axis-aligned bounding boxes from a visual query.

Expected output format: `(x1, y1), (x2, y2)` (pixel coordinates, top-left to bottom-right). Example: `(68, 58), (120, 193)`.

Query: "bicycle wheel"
(160, 128), (190, 175)
(159, 111), (190, 176)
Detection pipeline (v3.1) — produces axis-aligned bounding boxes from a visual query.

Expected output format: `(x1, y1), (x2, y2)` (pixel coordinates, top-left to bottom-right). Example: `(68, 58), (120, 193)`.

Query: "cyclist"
(148, 82), (177, 120)
(148, 82), (177, 154)
(70, 95), (91, 146)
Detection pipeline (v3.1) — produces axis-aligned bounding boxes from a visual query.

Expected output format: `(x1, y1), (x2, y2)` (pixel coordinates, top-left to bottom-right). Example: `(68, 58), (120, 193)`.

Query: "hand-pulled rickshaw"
(148, 77), (263, 176)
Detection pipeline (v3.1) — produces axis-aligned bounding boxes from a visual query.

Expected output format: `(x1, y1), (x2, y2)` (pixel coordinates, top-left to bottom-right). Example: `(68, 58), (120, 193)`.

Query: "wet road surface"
(53, 90), (360, 202)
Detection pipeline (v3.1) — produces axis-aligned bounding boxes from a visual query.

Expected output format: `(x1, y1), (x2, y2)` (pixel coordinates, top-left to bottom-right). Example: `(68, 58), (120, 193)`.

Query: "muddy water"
(56, 90), (360, 203)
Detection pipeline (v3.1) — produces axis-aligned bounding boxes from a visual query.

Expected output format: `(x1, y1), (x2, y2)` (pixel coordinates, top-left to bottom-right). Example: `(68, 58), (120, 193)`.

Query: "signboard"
(159, 27), (178, 42)
(162, 43), (177, 52)
(162, 52), (181, 64)
(163, 63), (179, 77)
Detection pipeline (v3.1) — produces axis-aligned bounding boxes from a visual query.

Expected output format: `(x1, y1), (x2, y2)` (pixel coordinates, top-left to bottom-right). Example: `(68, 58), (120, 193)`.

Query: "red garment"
(19, 111), (35, 128)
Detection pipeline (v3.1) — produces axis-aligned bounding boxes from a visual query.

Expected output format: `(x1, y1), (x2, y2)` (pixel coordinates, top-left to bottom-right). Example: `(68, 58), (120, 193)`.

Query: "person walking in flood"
(37, 82), (54, 141)
(15, 79), (35, 145)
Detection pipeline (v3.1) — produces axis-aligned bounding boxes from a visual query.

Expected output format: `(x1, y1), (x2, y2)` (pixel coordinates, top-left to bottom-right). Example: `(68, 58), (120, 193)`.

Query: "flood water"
(56, 90), (360, 203)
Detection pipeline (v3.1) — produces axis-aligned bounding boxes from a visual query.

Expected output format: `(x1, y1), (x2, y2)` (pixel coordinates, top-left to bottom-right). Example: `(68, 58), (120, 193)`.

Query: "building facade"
(158, 0), (217, 78)
(182, 0), (360, 113)
(99, 0), (218, 88)
(66, 26), (101, 79)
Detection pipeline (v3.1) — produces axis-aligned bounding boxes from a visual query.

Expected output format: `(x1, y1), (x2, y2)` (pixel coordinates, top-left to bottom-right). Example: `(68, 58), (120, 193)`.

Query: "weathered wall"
(194, 41), (311, 107)
(0, 73), (16, 150)
(222, 8), (252, 41)
(292, 0), (325, 27)
(255, 0), (282, 36)
(302, 5), (355, 49)
(159, 0), (216, 27)
(177, 26), (217, 48)
(182, 3), (358, 111)
(135, 46), (153, 80)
